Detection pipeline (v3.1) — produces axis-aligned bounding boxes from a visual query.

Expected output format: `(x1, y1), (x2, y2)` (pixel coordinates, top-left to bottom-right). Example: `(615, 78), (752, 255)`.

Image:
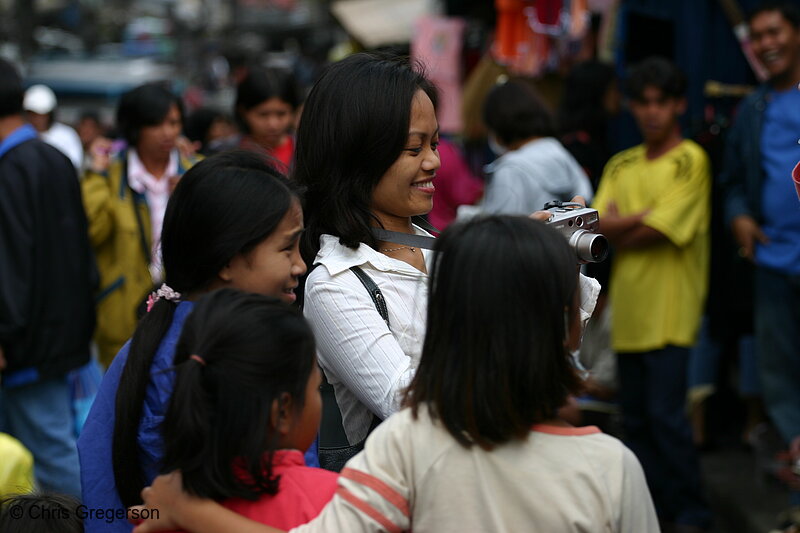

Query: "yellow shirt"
(593, 140), (710, 353)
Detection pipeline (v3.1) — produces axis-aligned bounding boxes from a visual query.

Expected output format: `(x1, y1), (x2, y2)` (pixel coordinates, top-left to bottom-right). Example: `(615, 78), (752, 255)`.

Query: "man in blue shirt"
(720, 1), (800, 507)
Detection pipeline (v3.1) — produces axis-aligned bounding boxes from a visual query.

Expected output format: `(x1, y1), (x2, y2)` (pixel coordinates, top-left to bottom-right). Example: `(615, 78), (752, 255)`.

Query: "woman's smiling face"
(370, 90), (440, 225)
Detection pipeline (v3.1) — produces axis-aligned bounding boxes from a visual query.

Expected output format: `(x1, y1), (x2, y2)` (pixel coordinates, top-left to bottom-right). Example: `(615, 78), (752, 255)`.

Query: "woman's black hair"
(558, 60), (616, 139)
(626, 57), (687, 102)
(161, 288), (316, 500)
(113, 150), (302, 508)
(483, 80), (556, 146)
(292, 52), (437, 264)
(0, 493), (83, 533)
(116, 82), (184, 146)
(235, 66), (301, 133)
(404, 216), (583, 449)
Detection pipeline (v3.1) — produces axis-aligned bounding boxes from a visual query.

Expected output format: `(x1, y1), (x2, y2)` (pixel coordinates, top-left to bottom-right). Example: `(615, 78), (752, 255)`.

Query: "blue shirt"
(758, 89), (800, 274)
(78, 301), (320, 533)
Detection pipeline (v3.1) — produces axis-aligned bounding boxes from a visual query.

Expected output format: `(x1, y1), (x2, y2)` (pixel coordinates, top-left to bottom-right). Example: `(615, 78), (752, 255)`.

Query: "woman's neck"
(372, 213), (415, 234)
(137, 148), (171, 179)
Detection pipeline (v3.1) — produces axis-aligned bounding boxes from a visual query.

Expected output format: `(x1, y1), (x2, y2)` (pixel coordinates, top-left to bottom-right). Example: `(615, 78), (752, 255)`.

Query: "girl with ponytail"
(77, 150), (308, 533)
(157, 289), (334, 529)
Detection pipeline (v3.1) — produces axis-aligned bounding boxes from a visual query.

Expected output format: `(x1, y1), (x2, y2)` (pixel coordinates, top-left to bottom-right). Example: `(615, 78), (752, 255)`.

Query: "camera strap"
(370, 216), (439, 250)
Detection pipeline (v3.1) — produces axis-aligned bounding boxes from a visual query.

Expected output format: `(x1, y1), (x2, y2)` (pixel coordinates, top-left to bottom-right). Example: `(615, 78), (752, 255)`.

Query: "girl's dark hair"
(117, 82), (184, 146)
(0, 493), (83, 533)
(161, 289), (316, 500)
(483, 80), (556, 146)
(404, 216), (582, 449)
(293, 52), (437, 264)
(626, 57), (687, 102)
(558, 60), (616, 138)
(113, 150), (302, 507)
(235, 66), (301, 133)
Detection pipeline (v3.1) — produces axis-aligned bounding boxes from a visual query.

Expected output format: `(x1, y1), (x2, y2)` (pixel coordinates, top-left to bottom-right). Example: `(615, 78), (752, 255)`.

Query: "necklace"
(380, 245), (417, 254)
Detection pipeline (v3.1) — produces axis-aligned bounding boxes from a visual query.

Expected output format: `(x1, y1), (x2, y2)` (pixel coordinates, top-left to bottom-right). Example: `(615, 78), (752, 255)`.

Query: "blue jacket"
(78, 301), (320, 533)
(719, 84), (769, 227)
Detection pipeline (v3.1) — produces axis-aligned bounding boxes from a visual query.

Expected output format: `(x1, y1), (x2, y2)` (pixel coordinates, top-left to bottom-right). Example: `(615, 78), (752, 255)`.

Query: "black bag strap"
(349, 266), (389, 327)
(369, 215), (439, 251)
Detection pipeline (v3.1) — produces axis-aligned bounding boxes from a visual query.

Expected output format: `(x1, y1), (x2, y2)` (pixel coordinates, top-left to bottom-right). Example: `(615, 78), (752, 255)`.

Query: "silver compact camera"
(544, 201), (609, 264)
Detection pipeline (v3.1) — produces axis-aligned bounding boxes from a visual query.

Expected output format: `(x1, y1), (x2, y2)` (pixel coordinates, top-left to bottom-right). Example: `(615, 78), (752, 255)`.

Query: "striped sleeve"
(290, 415), (413, 533)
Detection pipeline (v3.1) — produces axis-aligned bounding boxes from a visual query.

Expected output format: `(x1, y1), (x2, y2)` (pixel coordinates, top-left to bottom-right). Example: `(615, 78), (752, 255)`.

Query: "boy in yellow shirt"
(593, 57), (711, 532)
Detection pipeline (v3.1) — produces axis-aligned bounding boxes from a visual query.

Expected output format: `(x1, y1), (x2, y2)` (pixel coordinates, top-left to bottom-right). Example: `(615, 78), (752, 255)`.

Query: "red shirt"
(223, 450), (337, 529)
(239, 135), (294, 175)
(167, 451), (338, 532)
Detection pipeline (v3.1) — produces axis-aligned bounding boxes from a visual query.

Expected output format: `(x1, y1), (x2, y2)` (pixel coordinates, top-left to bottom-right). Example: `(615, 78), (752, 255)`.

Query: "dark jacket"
(719, 84), (769, 227)
(0, 127), (96, 381)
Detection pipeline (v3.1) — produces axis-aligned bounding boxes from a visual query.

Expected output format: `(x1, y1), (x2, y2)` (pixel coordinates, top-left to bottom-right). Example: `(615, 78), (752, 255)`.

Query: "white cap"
(23, 84), (57, 114)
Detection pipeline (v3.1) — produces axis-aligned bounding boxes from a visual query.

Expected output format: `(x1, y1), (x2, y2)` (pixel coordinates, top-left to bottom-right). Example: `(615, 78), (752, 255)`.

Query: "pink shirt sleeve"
(793, 161), (800, 201)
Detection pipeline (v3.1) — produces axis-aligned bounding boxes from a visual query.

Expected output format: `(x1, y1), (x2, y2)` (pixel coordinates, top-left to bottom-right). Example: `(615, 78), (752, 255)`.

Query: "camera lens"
(570, 231), (609, 263)
(589, 235), (609, 262)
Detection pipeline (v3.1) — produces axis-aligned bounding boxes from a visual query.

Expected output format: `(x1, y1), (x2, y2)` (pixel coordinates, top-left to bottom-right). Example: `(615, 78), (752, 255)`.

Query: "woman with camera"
(295, 54), (600, 469)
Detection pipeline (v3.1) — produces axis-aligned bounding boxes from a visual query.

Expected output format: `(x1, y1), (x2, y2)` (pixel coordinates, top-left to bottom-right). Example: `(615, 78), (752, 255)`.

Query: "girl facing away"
(158, 289), (336, 530)
(132, 216), (659, 533)
(77, 150), (310, 533)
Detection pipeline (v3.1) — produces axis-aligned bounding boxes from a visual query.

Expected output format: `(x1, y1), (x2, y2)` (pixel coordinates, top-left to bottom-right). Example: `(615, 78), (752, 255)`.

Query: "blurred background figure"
(184, 107), (237, 156)
(0, 59), (95, 499)
(23, 84), (83, 171)
(235, 66), (301, 173)
(81, 82), (199, 367)
(480, 79), (593, 215)
(75, 111), (106, 155)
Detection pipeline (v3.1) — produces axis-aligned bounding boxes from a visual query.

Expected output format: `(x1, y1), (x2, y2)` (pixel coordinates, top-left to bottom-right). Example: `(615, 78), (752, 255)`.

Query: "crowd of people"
(1, 2), (800, 533)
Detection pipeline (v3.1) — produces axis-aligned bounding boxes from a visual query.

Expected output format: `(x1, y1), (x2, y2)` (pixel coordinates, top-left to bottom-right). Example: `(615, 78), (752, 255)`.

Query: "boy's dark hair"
(113, 150), (302, 508)
(559, 60), (617, 137)
(0, 59), (24, 118)
(161, 288), (316, 501)
(404, 216), (583, 450)
(747, 1), (800, 27)
(293, 52), (437, 265)
(0, 493), (83, 533)
(116, 82), (184, 146)
(626, 57), (687, 101)
(235, 67), (301, 133)
(482, 80), (556, 146)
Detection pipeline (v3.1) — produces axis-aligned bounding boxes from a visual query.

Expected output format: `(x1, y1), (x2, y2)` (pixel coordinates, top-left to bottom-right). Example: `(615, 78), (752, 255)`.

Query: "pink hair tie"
(146, 284), (182, 312)
(189, 354), (206, 366)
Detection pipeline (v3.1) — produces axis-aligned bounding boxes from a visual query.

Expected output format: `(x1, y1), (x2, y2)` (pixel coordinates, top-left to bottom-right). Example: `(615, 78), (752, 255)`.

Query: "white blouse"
(303, 226), (600, 444)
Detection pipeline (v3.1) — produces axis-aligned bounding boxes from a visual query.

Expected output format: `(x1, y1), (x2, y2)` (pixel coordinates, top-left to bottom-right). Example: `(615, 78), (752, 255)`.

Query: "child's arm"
(131, 472), (285, 533)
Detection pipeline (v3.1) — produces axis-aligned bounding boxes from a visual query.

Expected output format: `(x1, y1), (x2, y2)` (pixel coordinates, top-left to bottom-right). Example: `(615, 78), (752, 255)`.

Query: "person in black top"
(0, 58), (96, 498)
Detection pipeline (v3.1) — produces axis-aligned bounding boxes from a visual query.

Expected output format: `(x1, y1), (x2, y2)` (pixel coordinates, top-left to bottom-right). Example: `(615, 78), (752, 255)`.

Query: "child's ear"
(218, 262), (234, 282)
(270, 393), (294, 435)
